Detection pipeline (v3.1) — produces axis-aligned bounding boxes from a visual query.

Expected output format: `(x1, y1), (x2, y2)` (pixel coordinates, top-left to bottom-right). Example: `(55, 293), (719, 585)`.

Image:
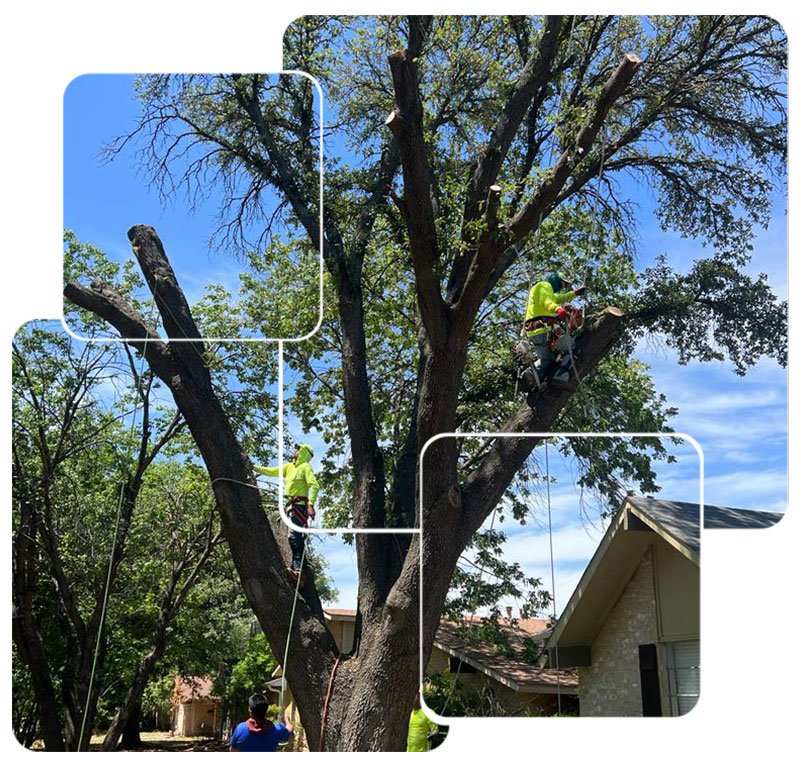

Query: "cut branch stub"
(127, 225), (205, 343)
(485, 185), (503, 232)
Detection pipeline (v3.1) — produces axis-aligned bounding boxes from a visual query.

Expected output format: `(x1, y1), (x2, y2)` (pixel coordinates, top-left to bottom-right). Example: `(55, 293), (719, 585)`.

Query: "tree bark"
(11, 617), (65, 751)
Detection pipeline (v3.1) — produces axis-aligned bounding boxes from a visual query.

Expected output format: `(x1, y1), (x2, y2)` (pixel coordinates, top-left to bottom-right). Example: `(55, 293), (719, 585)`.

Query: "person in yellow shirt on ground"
(407, 691), (438, 752)
(520, 270), (587, 391)
(254, 443), (319, 586)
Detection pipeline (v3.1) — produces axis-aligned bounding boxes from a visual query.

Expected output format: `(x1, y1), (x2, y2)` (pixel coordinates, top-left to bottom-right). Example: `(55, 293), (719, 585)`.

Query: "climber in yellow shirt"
(520, 271), (587, 391)
(254, 443), (319, 585)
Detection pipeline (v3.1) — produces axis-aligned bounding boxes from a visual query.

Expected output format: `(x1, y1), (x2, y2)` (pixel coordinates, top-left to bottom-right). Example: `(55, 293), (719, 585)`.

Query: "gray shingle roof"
(627, 495), (782, 551)
(702, 503), (783, 529)
(627, 496), (701, 554)
(435, 618), (577, 691)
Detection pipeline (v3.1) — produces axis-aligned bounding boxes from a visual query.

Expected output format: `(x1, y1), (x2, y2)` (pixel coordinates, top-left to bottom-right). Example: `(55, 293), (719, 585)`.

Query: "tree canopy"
(49, 15), (787, 751)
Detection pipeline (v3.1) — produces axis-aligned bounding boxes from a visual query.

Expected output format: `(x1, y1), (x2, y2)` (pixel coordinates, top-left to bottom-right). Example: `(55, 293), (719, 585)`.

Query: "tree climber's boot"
(287, 567), (307, 588)
(520, 365), (542, 392)
(551, 359), (575, 389)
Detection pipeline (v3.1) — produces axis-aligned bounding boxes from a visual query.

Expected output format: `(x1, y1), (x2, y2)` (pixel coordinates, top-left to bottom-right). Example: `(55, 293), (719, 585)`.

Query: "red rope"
(318, 654), (341, 751)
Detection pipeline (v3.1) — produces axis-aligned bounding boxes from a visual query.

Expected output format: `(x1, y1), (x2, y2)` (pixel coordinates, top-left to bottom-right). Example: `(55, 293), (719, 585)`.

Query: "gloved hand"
(555, 307), (567, 320)
(573, 285), (588, 295)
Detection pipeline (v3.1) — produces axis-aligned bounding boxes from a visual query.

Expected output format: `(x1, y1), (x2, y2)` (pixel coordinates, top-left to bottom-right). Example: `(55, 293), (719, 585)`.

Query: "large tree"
(12, 320), (185, 750)
(64, 16), (786, 750)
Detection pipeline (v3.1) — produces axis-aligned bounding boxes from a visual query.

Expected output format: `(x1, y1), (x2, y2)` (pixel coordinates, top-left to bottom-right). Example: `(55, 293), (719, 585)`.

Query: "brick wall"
(577, 547), (658, 716)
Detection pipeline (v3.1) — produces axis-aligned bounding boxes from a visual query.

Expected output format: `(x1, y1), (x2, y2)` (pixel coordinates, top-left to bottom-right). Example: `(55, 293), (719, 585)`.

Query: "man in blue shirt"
(230, 693), (293, 752)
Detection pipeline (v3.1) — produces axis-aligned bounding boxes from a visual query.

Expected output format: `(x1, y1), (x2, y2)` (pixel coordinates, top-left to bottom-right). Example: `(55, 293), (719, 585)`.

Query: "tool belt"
(286, 496), (311, 527)
(524, 315), (562, 341)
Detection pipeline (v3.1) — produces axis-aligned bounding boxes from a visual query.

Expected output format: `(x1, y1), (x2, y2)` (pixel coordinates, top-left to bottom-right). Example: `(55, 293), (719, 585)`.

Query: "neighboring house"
(323, 608), (577, 716)
(540, 495), (710, 717)
(171, 676), (223, 736)
(431, 615), (578, 715)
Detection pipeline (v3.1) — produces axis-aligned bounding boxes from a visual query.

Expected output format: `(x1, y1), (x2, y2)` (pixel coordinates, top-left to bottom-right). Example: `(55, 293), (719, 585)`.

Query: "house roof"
(173, 676), (219, 704)
(323, 609), (357, 621)
(541, 495), (707, 660)
(319, 609), (575, 694)
(626, 495), (701, 556)
(433, 617), (578, 694)
(702, 501), (783, 529)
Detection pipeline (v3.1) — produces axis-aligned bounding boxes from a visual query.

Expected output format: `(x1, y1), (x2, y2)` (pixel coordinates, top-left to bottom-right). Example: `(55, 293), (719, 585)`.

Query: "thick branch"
(386, 50), (448, 348)
(454, 54), (641, 329)
(448, 15), (564, 301)
(64, 226), (337, 749)
(127, 225), (205, 343)
(460, 306), (625, 530)
(507, 54), (642, 244)
(63, 279), (171, 368)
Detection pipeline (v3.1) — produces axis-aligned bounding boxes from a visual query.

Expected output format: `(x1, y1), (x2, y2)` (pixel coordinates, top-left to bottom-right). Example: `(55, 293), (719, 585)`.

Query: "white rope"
(544, 440), (562, 715)
(442, 507), (498, 716)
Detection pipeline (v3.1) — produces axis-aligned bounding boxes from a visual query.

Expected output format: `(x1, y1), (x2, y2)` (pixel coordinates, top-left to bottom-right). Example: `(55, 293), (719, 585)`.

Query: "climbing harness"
(515, 304), (585, 394)
(287, 496), (311, 528)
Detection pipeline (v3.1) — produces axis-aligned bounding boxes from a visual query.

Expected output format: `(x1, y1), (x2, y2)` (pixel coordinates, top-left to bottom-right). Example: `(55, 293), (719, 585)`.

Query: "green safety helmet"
(295, 443), (314, 463)
(546, 271), (571, 292)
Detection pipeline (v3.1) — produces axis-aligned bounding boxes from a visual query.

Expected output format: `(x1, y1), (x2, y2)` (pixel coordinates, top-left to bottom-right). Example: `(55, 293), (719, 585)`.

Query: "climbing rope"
(77, 277), (161, 751)
(280, 535), (308, 711)
(441, 507), (498, 716)
(211, 476), (278, 495)
(210, 471), (308, 721)
(318, 653), (342, 750)
(544, 440), (562, 715)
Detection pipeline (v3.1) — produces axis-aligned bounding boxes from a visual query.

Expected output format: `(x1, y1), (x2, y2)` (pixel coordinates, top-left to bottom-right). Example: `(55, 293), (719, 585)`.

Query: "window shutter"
(639, 643), (662, 716)
(671, 640), (700, 715)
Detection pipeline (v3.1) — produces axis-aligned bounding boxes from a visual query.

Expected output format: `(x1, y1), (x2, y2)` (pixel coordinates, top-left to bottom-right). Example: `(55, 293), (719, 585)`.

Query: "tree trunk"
(102, 646), (159, 751)
(119, 702), (143, 749)
(11, 618), (65, 751)
(64, 226), (627, 751)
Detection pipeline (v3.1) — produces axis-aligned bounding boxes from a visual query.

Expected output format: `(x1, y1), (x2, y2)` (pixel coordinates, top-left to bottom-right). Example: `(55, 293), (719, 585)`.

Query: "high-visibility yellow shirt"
(407, 708), (436, 752)
(254, 445), (319, 504)
(525, 280), (576, 337)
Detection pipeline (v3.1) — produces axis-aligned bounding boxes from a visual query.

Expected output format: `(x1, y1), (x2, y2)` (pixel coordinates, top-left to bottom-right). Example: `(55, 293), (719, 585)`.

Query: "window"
(449, 656), (477, 674)
(664, 640), (700, 715)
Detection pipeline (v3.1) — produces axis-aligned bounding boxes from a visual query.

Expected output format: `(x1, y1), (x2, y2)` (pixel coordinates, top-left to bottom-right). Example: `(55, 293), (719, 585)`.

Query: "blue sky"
(60, 59), (787, 615)
(63, 74), (321, 336)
